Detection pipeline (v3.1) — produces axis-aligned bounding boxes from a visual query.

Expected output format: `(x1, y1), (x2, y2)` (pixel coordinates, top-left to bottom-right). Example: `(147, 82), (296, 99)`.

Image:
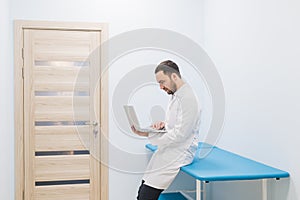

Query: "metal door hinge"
(21, 48), (24, 59)
(21, 48), (24, 67)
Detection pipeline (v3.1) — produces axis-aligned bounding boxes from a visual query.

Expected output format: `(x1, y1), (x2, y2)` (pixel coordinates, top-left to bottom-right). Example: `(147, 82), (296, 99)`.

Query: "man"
(131, 60), (201, 200)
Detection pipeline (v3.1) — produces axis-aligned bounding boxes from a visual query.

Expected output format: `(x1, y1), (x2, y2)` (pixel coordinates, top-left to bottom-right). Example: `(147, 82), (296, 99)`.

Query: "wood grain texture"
(35, 155), (90, 181)
(14, 20), (25, 200)
(34, 66), (89, 83)
(35, 126), (89, 151)
(15, 20), (109, 200)
(24, 29), (36, 200)
(35, 184), (90, 200)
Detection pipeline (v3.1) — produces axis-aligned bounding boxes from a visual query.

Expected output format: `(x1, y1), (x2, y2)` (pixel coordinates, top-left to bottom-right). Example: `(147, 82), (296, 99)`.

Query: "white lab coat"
(143, 83), (201, 189)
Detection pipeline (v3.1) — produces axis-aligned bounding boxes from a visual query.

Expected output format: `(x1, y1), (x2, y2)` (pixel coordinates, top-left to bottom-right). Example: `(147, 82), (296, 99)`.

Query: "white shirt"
(143, 83), (201, 189)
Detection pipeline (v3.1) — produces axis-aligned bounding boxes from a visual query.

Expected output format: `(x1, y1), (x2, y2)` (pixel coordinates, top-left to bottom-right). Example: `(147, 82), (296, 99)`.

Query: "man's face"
(155, 71), (177, 95)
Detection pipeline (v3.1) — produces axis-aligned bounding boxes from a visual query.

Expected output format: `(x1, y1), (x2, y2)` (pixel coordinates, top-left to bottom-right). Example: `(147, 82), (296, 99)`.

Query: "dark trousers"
(137, 180), (164, 200)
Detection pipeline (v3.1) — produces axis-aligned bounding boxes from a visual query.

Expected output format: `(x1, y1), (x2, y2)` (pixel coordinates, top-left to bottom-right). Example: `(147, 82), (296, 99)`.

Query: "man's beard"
(165, 81), (177, 95)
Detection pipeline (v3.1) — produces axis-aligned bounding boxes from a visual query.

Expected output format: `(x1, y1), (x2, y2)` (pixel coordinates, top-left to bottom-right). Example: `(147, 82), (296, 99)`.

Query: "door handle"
(85, 121), (99, 137)
(85, 121), (98, 126)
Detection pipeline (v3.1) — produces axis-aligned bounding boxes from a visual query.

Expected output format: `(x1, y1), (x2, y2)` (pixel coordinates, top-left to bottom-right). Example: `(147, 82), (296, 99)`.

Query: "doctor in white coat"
(132, 60), (201, 200)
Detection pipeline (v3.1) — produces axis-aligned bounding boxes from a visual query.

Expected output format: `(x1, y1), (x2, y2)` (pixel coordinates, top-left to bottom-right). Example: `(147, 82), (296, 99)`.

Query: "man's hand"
(151, 121), (165, 130)
(131, 125), (149, 137)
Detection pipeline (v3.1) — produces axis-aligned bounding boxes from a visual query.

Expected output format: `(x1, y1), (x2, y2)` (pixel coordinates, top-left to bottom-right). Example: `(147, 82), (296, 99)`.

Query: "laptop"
(123, 105), (166, 133)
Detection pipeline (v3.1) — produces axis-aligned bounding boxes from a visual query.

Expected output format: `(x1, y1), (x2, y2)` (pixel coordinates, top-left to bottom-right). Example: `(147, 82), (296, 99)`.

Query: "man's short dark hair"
(155, 60), (181, 78)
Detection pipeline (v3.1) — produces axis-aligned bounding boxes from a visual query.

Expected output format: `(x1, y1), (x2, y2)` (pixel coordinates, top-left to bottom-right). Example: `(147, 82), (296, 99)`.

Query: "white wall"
(5, 0), (299, 200)
(0, 0), (14, 199)
(202, 0), (300, 199)
(7, 0), (204, 199)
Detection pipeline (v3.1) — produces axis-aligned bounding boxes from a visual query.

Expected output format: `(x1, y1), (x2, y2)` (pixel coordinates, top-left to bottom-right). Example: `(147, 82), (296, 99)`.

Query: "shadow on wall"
(165, 171), (196, 199)
(209, 178), (291, 200)
(269, 178), (292, 200)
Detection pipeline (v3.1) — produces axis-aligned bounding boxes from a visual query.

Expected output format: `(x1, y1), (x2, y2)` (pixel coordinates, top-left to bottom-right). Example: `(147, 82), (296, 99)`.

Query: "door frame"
(14, 20), (109, 200)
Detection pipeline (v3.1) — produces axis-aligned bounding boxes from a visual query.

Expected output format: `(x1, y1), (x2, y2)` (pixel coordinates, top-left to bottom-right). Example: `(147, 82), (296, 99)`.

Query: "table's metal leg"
(203, 181), (207, 200)
(262, 179), (267, 200)
(196, 180), (201, 200)
(196, 180), (206, 200)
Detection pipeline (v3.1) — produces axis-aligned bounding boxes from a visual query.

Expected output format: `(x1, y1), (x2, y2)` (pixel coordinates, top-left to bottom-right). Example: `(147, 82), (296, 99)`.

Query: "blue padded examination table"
(146, 143), (289, 200)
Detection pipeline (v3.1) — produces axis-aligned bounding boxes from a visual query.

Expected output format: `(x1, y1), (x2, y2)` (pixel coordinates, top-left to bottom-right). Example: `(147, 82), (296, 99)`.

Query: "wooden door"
(14, 21), (108, 200)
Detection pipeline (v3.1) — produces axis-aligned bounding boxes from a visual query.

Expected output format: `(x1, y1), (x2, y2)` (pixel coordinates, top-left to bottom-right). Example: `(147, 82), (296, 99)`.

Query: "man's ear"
(171, 73), (177, 81)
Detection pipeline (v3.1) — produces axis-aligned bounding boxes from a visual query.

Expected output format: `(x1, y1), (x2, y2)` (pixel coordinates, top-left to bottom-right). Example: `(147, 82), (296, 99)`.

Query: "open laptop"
(123, 105), (166, 133)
